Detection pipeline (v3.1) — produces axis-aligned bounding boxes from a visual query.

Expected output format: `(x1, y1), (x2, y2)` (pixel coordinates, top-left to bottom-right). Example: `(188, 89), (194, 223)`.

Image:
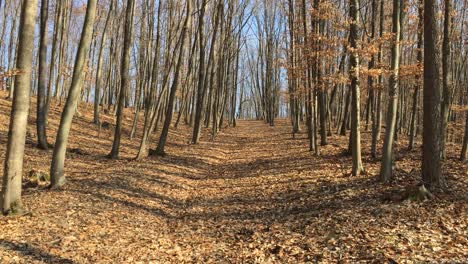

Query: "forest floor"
(0, 92), (467, 263)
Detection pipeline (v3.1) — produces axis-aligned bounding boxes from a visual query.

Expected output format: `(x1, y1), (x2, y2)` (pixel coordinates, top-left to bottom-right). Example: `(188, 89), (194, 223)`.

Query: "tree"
(349, 0), (363, 176)
(136, 0), (163, 160)
(408, 0), (423, 150)
(50, 0), (98, 188)
(1, 0), (38, 215)
(461, 112), (468, 161)
(440, 0), (452, 159)
(94, 0), (114, 125)
(154, 0), (192, 156)
(109, 0), (135, 159)
(191, 0), (209, 144)
(37, 0), (49, 150)
(422, 0), (444, 189)
(380, 0), (401, 182)
(371, 0), (383, 158)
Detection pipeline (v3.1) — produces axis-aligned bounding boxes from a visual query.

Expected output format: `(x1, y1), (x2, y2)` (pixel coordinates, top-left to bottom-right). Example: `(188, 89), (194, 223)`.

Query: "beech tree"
(155, 0), (192, 156)
(36, 0), (49, 150)
(109, 0), (135, 159)
(1, 0), (38, 215)
(440, 0), (452, 159)
(349, 0), (363, 175)
(380, 0), (402, 181)
(50, 0), (98, 188)
(422, 0), (444, 189)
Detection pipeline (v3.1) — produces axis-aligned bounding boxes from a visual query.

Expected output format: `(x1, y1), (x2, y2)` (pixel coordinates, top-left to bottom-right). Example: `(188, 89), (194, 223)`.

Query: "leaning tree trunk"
(380, 0), (401, 182)
(37, 0), (49, 150)
(349, 0), (363, 176)
(1, 0), (37, 215)
(109, 0), (135, 159)
(422, 0), (444, 189)
(94, 0), (113, 125)
(50, 0), (98, 188)
(154, 0), (191, 156)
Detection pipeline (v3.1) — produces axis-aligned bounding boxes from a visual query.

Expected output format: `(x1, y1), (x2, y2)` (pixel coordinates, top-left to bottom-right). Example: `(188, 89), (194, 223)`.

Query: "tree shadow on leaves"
(0, 240), (75, 263)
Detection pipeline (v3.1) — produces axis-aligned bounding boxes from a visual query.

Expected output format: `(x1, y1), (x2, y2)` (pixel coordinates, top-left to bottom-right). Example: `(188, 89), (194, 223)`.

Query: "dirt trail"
(0, 97), (466, 263)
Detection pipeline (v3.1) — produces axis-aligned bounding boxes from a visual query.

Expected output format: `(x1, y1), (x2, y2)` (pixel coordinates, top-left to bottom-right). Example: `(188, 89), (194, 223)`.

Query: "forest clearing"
(1, 0), (468, 262)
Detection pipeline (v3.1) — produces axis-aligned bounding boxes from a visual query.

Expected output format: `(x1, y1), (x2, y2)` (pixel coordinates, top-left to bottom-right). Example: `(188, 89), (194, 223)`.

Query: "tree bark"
(1, 0), (37, 215)
(349, 0), (363, 175)
(37, 0), (49, 150)
(409, 0), (423, 150)
(371, 0), (385, 158)
(155, 0), (191, 156)
(94, 0), (114, 125)
(50, 0), (98, 188)
(440, 0), (452, 159)
(380, 0), (401, 182)
(192, 0), (210, 144)
(422, 0), (444, 189)
(109, 0), (135, 159)
(461, 112), (468, 161)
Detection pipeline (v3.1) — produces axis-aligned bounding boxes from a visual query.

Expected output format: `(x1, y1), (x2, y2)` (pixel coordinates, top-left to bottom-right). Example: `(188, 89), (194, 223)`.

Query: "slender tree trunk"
(349, 0), (363, 175)
(94, 0), (113, 125)
(109, 0), (135, 159)
(340, 87), (351, 136)
(192, 0), (210, 144)
(319, 90), (328, 145)
(409, 1), (423, 150)
(371, 0), (385, 158)
(50, 0), (98, 188)
(37, 0), (49, 150)
(1, 0), (37, 215)
(380, 0), (401, 182)
(155, 0), (191, 156)
(461, 112), (468, 161)
(440, 0), (452, 159)
(136, 0), (163, 159)
(46, 0), (62, 118)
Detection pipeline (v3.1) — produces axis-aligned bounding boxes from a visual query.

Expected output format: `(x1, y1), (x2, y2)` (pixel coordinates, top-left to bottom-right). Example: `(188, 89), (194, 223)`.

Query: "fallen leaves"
(0, 92), (467, 262)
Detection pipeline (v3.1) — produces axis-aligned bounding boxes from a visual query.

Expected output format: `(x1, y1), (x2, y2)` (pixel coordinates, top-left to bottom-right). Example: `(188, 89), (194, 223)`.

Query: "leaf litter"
(0, 93), (466, 263)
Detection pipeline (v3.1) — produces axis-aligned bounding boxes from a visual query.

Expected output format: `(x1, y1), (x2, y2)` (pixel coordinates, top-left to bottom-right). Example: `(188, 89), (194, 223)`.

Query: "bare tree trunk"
(340, 88), (351, 136)
(380, 0), (401, 182)
(440, 0), (452, 159)
(136, 0), (163, 160)
(109, 0), (135, 159)
(349, 0), (363, 175)
(6, 2), (21, 100)
(1, 0), (37, 215)
(461, 112), (468, 161)
(192, 0), (210, 144)
(50, 0), (98, 188)
(155, 0), (191, 156)
(371, 0), (385, 158)
(37, 0), (49, 150)
(422, 0), (444, 189)
(46, 0), (62, 118)
(94, 0), (113, 125)
(409, 0), (423, 150)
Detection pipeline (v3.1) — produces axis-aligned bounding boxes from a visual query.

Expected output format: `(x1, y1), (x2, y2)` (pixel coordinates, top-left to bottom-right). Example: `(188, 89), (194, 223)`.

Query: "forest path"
(180, 120), (322, 220)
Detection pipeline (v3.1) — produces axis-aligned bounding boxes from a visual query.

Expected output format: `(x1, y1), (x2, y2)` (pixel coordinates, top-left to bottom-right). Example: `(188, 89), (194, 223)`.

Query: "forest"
(0, 0), (467, 262)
